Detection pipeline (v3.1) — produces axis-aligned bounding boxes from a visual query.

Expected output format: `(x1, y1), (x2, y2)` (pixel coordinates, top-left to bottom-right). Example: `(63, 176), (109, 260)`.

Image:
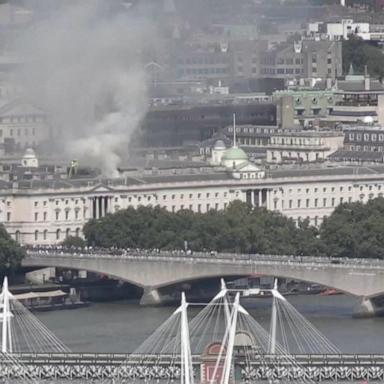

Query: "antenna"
(233, 113), (237, 148)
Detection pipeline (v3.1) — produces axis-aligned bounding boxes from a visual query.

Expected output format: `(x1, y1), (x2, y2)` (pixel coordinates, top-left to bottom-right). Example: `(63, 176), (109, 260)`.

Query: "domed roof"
(213, 140), (226, 150)
(23, 148), (36, 158)
(222, 147), (248, 161)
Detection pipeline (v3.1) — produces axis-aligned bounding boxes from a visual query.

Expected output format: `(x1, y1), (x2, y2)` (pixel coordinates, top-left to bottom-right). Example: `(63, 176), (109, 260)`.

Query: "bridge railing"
(24, 247), (384, 271)
(11, 352), (384, 364)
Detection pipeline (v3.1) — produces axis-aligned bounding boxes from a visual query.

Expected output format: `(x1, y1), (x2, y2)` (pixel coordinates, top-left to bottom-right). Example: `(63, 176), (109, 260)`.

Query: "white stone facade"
(3, 170), (384, 245)
(266, 131), (344, 164)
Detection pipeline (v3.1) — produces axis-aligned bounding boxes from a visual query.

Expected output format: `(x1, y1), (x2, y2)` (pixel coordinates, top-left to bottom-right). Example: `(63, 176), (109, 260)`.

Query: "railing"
(24, 248), (384, 271)
(10, 352), (384, 364)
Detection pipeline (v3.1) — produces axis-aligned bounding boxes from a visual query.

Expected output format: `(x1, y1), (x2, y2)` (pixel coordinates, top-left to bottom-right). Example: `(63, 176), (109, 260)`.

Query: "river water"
(36, 294), (384, 354)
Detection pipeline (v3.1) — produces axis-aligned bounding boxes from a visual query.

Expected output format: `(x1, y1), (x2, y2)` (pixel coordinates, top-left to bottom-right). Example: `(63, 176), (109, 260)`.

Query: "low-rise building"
(266, 130), (344, 164)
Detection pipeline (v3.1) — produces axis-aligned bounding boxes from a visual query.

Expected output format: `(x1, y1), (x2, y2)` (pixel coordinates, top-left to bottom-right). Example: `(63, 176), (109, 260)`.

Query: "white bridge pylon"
(0, 277), (70, 353)
(123, 278), (340, 384)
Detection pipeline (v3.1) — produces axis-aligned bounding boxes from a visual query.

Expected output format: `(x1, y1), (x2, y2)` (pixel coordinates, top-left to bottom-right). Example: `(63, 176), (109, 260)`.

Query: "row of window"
(169, 202), (228, 213)
(180, 67), (228, 75)
(281, 193), (382, 210)
(6, 127), (37, 137)
(348, 132), (384, 142)
(35, 209), (84, 222)
(131, 191), (232, 203)
(276, 184), (381, 195)
(228, 127), (274, 134)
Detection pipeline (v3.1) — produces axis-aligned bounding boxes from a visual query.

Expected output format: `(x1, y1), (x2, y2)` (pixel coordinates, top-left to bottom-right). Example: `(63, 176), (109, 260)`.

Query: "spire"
(348, 63), (354, 76)
(232, 113), (237, 148)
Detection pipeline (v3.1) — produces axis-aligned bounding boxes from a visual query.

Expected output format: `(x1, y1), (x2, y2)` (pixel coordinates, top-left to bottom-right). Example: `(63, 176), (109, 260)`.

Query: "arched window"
(34, 230), (38, 241)
(56, 229), (61, 240)
(75, 228), (80, 237)
(66, 228), (70, 238)
(15, 230), (20, 242)
(43, 230), (48, 241)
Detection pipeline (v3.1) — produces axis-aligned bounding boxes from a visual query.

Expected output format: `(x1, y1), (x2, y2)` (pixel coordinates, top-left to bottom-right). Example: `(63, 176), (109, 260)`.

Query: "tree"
(0, 224), (25, 279)
(83, 201), (323, 255)
(342, 36), (384, 80)
(320, 197), (384, 259)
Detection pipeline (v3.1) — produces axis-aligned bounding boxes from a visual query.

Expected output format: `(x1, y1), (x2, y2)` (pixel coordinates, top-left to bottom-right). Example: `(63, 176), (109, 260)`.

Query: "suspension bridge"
(1, 277), (384, 382)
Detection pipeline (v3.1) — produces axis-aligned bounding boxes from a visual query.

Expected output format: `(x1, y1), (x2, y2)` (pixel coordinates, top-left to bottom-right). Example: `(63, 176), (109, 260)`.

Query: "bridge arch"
(22, 253), (384, 300)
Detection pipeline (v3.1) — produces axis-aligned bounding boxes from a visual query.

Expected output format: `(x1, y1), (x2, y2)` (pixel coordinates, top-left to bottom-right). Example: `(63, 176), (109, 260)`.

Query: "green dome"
(222, 147), (248, 161)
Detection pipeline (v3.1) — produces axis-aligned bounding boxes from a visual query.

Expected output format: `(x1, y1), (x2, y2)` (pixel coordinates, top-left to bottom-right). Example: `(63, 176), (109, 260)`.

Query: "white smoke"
(13, 0), (153, 176)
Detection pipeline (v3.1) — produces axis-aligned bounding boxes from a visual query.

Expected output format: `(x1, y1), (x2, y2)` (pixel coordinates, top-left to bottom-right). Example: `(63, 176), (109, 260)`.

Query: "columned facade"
(245, 188), (272, 209)
(90, 196), (112, 219)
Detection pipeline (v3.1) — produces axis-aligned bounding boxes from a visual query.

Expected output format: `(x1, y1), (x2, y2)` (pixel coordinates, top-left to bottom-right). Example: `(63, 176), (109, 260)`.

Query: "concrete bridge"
(22, 251), (384, 315)
(4, 352), (384, 381)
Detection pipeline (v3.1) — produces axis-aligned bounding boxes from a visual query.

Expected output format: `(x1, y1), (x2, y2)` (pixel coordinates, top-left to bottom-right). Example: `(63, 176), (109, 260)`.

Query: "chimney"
(364, 65), (370, 91)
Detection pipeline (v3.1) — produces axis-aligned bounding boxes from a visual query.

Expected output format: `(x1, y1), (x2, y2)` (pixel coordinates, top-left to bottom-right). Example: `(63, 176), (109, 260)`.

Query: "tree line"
(82, 197), (384, 259)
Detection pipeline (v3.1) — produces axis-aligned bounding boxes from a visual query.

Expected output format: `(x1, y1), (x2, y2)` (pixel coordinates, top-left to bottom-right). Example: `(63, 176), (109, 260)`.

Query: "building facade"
(4, 154), (384, 244)
(266, 131), (344, 164)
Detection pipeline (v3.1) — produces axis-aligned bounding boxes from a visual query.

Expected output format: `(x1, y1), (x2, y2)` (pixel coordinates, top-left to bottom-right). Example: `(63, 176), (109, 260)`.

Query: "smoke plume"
(13, 0), (153, 176)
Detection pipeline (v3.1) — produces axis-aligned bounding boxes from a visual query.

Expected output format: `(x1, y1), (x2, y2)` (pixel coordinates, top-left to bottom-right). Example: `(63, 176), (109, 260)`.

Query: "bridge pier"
(140, 287), (163, 306)
(354, 296), (384, 318)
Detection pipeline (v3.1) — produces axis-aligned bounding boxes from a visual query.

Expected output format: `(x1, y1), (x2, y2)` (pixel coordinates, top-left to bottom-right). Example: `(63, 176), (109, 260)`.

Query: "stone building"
(259, 39), (342, 80)
(3, 146), (384, 244)
(266, 131), (344, 164)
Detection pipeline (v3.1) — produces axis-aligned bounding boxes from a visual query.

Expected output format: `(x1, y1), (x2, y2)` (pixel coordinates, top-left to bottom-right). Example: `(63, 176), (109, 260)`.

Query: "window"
(55, 211), (59, 220)
(297, 199), (301, 208)
(75, 210), (79, 219)
(34, 230), (38, 241)
(34, 212), (38, 221)
(289, 200), (292, 208)
(65, 211), (69, 220)
(7, 212), (10, 221)
(34, 201), (38, 207)
(43, 212), (47, 221)
(56, 229), (61, 240)
(314, 198), (318, 207)
(189, 194), (193, 199)
(306, 199), (309, 208)
(323, 198), (327, 207)
(43, 230), (47, 240)
(331, 197), (335, 206)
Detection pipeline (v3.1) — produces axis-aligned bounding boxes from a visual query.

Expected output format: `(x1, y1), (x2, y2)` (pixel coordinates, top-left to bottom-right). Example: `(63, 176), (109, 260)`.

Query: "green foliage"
(342, 36), (384, 80)
(83, 198), (384, 259)
(320, 197), (384, 259)
(83, 201), (322, 255)
(0, 224), (25, 278)
(61, 236), (86, 249)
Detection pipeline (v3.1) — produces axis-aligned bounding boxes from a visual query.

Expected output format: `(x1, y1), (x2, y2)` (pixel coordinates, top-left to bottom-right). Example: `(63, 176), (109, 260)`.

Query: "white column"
(95, 197), (100, 219)
(258, 189), (262, 207)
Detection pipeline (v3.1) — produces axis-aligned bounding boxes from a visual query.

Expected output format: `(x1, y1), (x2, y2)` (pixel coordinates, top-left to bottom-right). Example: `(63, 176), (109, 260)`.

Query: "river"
(35, 294), (384, 354)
